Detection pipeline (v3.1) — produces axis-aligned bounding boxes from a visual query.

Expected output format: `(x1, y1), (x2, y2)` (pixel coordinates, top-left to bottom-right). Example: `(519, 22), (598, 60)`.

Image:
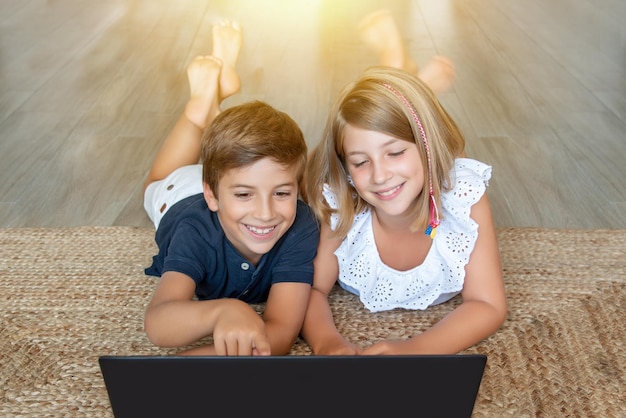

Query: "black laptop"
(99, 354), (486, 418)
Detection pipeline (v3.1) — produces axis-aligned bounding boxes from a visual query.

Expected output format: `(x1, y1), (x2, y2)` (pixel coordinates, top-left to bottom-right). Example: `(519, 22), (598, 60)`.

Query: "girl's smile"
(373, 183), (404, 200)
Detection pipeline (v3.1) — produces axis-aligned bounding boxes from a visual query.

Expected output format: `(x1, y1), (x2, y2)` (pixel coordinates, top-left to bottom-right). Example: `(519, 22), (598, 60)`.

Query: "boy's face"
(203, 157), (299, 265)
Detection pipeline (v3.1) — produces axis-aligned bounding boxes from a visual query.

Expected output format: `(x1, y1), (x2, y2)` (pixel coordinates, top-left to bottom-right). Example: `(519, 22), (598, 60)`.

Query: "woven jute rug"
(0, 227), (624, 417)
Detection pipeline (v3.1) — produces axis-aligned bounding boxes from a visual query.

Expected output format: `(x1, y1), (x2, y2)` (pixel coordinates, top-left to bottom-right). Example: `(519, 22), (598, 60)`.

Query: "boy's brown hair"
(201, 101), (307, 197)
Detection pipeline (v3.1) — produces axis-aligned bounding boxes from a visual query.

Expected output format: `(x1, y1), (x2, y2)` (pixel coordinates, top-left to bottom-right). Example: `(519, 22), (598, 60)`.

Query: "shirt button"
(240, 262), (250, 271)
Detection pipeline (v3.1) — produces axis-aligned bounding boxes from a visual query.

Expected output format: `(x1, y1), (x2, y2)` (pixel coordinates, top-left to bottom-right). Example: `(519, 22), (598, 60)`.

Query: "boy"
(143, 21), (319, 356)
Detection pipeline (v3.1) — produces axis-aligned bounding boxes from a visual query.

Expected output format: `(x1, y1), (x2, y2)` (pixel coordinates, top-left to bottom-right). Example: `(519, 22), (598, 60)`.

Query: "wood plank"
(0, 0), (624, 229)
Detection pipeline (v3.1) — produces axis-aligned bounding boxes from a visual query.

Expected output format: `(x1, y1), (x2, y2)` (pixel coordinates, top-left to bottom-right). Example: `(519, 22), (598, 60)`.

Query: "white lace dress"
(323, 158), (492, 312)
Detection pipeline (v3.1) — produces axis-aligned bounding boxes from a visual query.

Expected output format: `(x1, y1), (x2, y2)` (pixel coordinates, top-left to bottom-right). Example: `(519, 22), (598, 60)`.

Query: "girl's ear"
(203, 182), (219, 212)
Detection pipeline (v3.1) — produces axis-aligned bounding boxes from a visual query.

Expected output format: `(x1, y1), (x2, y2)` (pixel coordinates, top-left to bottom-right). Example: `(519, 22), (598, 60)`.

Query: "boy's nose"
(254, 197), (274, 220)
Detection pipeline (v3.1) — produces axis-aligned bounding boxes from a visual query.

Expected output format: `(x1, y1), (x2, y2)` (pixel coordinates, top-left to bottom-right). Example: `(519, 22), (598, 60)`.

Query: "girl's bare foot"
(359, 10), (455, 94)
(212, 20), (242, 100)
(357, 9), (418, 74)
(417, 55), (455, 94)
(185, 55), (222, 130)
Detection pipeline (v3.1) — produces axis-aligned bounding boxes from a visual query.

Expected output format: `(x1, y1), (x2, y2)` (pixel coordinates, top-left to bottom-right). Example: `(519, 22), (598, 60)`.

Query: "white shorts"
(144, 164), (204, 229)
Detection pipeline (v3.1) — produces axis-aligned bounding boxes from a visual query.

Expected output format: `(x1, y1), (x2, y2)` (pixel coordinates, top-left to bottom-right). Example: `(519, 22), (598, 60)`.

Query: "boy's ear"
(203, 182), (219, 212)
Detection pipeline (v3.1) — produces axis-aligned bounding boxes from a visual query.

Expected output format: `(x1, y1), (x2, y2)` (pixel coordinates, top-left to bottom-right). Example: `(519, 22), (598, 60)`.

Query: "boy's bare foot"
(417, 55), (455, 94)
(185, 55), (222, 130)
(212, 20), (242, 100)
(358, 9), (418, 74)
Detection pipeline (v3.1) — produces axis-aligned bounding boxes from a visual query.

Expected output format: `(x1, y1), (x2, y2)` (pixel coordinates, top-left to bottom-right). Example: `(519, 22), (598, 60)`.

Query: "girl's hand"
(315, 336), (361, 355)
(361, 339), (413, 355)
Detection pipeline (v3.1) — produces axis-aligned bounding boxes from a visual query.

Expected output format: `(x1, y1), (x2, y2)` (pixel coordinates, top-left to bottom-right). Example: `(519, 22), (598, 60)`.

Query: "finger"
(225, 338), (239, 356)
(237, 336), (253, 356)
(251, 336), (272, 356)
(214, 338), (227, 356)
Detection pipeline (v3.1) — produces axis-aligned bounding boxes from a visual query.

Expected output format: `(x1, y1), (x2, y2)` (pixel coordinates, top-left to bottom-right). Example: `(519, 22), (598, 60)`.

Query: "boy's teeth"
(248, 226), (274, 234)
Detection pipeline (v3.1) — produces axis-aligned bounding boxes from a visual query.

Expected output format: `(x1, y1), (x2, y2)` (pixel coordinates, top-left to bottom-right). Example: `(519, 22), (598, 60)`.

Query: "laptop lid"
(99, 354), (486, 418)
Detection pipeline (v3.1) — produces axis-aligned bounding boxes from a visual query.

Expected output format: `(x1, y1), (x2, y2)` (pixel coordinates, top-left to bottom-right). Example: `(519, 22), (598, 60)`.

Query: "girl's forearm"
(409, 299), (507, 354)
(301, 289), (344, 352)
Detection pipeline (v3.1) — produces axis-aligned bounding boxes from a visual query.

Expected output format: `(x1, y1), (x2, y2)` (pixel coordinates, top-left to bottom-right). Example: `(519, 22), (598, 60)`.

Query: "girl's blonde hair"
(305, 66), (465, 239)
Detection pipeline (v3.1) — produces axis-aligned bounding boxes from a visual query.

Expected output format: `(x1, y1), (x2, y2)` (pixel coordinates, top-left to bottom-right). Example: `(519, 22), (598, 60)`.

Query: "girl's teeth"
(378, 185), (400, 196)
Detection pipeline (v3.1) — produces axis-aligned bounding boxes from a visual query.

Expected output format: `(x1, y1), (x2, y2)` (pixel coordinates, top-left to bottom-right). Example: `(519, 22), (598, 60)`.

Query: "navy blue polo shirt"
(145, 194), (319, 303)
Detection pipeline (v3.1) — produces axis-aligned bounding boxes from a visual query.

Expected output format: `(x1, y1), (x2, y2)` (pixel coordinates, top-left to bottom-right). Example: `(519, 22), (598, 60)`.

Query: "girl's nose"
(371, 161), (392, 185)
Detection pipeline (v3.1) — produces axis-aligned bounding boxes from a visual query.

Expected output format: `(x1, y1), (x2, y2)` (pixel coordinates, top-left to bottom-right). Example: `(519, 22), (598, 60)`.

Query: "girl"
(302, 66), (507, 355)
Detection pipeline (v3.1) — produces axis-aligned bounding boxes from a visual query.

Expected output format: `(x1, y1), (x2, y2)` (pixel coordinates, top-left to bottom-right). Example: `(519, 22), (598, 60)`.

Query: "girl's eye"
(390, 149), (406, 157)
(352, 160), (367, 168)
(275, 191), (292, 198)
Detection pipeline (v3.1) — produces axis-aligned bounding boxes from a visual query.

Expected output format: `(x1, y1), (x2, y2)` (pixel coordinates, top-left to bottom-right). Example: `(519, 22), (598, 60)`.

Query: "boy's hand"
(212, 300), (271, 356)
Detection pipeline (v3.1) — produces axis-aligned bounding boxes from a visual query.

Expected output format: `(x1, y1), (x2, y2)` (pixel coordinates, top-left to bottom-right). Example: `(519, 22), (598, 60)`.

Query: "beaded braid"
(381, 82), (440, 238)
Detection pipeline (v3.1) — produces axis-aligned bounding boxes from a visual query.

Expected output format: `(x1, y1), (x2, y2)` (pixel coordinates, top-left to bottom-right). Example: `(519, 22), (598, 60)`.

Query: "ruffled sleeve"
(442, 158), (491, 230)
(431, 158), (492, 298)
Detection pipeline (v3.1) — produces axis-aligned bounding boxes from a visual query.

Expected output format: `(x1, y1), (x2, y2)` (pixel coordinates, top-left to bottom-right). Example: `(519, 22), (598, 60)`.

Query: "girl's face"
(343, 124), (425, 219)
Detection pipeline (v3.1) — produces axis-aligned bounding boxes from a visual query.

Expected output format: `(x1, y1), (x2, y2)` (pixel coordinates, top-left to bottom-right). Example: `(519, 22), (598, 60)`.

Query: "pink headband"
(381, 82), (440, 238)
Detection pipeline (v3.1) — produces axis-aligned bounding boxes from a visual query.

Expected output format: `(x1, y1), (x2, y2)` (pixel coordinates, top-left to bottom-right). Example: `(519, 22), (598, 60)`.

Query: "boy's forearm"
(144, 299), (229, 347)
(263, 321), (300, 355)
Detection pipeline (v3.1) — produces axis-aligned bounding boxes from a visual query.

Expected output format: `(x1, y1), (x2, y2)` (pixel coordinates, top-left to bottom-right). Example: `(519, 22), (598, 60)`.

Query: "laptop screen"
(99, 354), (486, 418)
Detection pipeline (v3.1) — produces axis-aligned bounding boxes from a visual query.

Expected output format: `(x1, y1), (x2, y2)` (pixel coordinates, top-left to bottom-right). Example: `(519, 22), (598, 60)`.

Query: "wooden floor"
(1, 0), (625, 229)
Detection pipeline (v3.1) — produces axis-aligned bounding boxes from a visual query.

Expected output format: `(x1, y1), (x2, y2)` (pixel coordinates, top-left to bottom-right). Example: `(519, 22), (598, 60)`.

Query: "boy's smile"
(203, 157), (299, 265)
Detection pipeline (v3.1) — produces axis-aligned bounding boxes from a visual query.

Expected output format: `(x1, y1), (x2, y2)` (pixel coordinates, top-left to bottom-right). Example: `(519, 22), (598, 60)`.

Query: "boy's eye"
(235, 192), (252, 199)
